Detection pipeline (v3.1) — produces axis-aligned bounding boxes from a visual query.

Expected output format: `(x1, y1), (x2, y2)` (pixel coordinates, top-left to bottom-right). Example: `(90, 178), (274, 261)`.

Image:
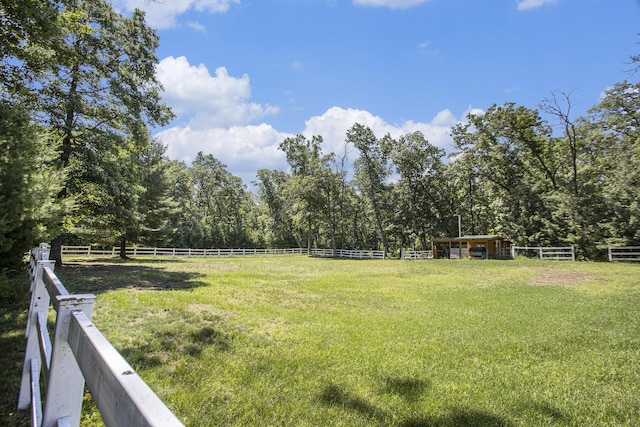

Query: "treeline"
(184, 89), (640, 261)
(1, 1), (638, 270)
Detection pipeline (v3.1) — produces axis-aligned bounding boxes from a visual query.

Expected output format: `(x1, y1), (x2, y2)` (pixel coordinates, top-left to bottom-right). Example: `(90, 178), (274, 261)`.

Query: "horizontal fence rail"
(401, 250), (434, 260)
(20, 244), (184, 427)
(511, 246), (575, 261)
(608, 246), (640, 262)
(61, 246), (307, 258)
(309, 248), (386, 259)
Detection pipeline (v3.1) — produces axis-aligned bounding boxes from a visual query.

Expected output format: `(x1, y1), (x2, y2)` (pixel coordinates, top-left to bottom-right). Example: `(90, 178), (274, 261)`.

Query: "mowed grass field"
(50, 257), (640, 426)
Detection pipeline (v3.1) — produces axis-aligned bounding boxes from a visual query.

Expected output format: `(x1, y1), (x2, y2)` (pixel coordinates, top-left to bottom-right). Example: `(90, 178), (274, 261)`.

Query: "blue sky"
(109, 0), (640, 186)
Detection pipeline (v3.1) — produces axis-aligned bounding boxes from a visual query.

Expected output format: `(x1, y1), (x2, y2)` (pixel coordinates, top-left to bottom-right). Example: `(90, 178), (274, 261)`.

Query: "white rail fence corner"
(19, 244), (184, 427)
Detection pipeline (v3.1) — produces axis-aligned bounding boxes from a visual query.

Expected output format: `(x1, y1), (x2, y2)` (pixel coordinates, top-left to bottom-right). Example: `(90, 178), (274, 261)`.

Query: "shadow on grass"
(519, 400), (568, 424)
(0, 273), (32, 427)
(319, 381), (512, 426)
(382, 376), (431, 402)
(119, 320), (232, 369)
(401, 410), (512, 427)
(56, 261), (209, 294)
(320, 384), (386, 422)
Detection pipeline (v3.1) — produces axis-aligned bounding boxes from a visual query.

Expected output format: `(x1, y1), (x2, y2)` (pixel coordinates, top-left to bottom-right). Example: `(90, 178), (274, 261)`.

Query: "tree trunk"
(49, 235), (64, 267)
(119, 236), (128, 259)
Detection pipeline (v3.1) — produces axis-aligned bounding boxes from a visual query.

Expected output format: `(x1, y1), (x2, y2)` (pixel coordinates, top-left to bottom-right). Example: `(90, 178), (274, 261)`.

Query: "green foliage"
(0, 102), (65, 270)
(254, 169), (299, 247)
(451, 103), (557, 244)
(348, 124), (392, 254)
(389, 131), (448, 249)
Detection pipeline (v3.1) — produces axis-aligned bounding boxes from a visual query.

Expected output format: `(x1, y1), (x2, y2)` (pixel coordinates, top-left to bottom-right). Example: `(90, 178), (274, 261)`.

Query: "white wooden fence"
(19, 244), (184, 427)
(608, 246), (640, 262)
(61, 245), (307, 258)
(511, 246), (575, 261)
(309, 248), (386, 259)
(401, 250), (434, 260)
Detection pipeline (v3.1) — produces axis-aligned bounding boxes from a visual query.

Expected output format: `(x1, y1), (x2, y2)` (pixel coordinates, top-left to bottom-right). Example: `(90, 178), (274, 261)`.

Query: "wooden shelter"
(432, 235), (510, 259)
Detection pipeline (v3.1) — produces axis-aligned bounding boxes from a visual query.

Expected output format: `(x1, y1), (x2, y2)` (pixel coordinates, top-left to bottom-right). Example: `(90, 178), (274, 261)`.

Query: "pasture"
(14, 257), (640, 425)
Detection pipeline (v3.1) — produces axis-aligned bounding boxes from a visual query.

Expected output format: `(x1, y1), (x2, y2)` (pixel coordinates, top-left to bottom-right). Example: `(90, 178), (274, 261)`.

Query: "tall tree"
(34, 1), (173, 263)
(279, 135), (333, 252)
(451, 103), (557, 245)
(0, 102), (66, 270)
(347, 124), (391, 256)
(0, 0), (61, 99)
(390, 131), (447, 250)
(136, 139), (179, 247)
(588, 81), (640, 247)
(191, 152), (253, 248)
(254, 169), (298, 247)
(541, 91), (610, 257)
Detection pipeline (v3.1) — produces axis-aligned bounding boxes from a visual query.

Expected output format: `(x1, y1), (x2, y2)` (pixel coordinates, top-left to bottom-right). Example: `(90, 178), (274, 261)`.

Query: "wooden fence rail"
(309, 248), (386, 259)
(19, 244), (184, 427)
(61, 245), (307, 258)
(61, 246), (386, 259)
(511, 246), (575, 261)
(401, 250), (434, 260)
(608, 246), (640, 262)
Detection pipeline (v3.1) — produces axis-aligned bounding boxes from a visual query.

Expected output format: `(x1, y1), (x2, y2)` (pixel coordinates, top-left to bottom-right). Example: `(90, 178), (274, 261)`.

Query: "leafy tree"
(136, 140), (179, 247)
(347, 124), (392, 256)
(451, 103), (557, 245)
(390, 131), (447, 250)
(191, 152), (253, 248)
(0, 0), (61, 99)
(0, 102), (65, 270)
(33, 1), (173, 263)
(165, 160), (208, 248)
(254, 169), (299, 247)
(588, 81), (640, 247)
(540, 92), (610, 258)
(279, 135), (334, 251)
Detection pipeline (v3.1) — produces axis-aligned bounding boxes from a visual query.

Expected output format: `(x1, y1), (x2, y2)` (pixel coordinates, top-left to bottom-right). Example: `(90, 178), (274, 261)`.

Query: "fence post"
(18, 259), (56, 410)
(608, 247), (612, 262)
(42, 294), (96, 427)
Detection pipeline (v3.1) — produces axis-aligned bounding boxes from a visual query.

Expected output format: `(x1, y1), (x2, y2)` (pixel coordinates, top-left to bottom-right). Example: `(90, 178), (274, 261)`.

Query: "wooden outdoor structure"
(432, 235), (510, 259)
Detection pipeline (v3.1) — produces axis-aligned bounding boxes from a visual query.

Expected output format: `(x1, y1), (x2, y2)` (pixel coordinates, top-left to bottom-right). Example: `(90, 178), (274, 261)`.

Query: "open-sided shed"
(432, 235), (510, 259)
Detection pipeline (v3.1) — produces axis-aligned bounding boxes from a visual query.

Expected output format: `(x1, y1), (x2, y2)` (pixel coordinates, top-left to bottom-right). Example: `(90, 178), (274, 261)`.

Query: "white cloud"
(156, 56), (279, 129)
(154, 56), (476, 186)
(109, 0), (239, 29)
(418, 40), (439, 55)
(156, 104), (471, 187)
(157, 124), (293, 185)
(353, 0), (430, 9)
(187, 21), (206, 33)
(516, 0), (559, 11)
(302, 106), (460, 157)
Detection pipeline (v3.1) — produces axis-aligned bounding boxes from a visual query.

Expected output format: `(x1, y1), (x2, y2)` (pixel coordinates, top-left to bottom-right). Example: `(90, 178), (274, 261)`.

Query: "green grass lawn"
(11, 257), (640, 426)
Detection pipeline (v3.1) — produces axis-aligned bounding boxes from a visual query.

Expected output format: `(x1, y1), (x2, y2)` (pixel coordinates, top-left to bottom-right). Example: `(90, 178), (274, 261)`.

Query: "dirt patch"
(529, 268), (593, 286)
